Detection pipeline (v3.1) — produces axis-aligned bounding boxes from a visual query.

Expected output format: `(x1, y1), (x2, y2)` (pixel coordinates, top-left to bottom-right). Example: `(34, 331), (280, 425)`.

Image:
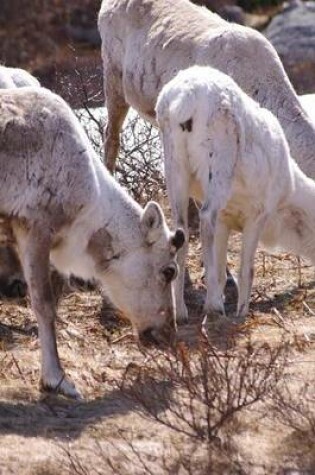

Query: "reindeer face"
(88, 202), (185, 345)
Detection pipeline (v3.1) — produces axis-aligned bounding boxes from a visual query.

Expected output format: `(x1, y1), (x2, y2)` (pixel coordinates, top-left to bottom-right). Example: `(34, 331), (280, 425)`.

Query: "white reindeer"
(0, 86), (184, 398)
(156, 66), (315, 321)
(98, 0), (315, 180)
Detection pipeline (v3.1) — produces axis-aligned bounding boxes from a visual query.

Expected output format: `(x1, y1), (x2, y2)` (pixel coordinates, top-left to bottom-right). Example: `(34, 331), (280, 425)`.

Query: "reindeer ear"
(141, 202), (165, 244)
(171, 228), (185, 252)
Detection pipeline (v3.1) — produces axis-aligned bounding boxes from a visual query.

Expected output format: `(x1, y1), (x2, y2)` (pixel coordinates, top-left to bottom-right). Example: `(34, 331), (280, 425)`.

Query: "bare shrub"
(70, 67), (164, 205)
(76, 106), (164, 204)
(60, 337), (289, 474)
(117, 115), (163, 204)
(61, 437), (241, 475)
(119, 338), (289, 443)
(61, 438), (210, 475)
(272, 378), (315, 436)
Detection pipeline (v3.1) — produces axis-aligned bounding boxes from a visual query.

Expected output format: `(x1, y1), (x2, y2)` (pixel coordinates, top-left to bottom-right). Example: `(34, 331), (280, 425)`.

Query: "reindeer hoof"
(203, 300), (226, 319)
(234, 312), (247, 324)
(40, 375), (83, 400)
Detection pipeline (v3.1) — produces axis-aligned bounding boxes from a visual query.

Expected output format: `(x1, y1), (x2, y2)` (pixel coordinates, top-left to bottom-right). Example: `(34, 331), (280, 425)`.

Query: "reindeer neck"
(262, 166), (315, 265)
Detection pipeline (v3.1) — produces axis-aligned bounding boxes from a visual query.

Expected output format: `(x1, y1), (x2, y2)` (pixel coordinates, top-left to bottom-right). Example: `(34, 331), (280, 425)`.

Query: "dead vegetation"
(0, 215), (314, 475)
(0, 73), (315, 474)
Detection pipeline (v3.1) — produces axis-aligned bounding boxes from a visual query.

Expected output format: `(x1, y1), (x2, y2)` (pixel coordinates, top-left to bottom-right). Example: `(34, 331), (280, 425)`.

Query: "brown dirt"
(0, 1), (103, 107)
(0, 1), (100, 70)
(0, 233), (314, 474)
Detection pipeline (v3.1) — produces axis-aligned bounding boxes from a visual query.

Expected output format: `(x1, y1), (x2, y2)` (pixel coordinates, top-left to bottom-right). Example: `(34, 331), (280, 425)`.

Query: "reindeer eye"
(111, 254), (120, 260)
(161, 263), (178, 283)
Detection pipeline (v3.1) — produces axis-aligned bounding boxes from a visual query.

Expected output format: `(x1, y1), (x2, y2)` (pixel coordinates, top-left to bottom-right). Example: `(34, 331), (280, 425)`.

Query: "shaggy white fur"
(156, 66), (315, 321)
(98, 0), (315, 180)
(0, 86), (184, 397)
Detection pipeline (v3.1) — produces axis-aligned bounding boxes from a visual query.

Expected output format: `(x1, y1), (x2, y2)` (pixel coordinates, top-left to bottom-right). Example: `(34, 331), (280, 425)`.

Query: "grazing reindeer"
(98, 0), (315, 180)
(156, 66), (315, 321)
(0, 86), (184, 398)
(99, 0), (315, 320)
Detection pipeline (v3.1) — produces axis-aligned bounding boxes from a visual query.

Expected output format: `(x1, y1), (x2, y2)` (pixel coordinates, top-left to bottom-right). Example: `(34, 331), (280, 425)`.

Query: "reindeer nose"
(139, 327), (160, 346)
(139, 312), (177, 347)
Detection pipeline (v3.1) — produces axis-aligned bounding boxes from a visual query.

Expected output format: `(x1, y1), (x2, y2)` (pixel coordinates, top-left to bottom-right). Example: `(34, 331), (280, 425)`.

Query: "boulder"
(264, 1), (315, 94)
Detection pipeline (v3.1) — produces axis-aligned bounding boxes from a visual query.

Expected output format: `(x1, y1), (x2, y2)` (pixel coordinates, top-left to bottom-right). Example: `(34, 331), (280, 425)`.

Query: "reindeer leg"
(163, 135), (190, 323)
(200, 202), (226, 317)
(13, 223), (81, 399)
(214, 219), (232, 298)
(199, 167), (233, 319)
(236, 213), (268, 321)
(103, 64), (129, 174)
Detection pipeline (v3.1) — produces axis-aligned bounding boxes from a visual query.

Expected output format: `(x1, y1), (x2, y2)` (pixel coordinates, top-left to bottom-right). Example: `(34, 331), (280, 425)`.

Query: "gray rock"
(264, 2), (315, 94)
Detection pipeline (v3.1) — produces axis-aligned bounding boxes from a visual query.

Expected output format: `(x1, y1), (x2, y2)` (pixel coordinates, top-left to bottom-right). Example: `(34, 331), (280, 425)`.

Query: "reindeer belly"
(220, 193), (264, 232)
(123, 40), (184, 122)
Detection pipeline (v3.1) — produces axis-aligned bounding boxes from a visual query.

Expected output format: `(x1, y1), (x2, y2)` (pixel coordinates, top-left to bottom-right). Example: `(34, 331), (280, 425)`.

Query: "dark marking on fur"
(0, 120), (44, 155)
(87, 227), (114, 272)
(126, 70), (134, 83)
(290, 209), (305, 239)
(210, 210), (217, 228)
(151, 57), (157, 75)
(180, 118), (193, 132)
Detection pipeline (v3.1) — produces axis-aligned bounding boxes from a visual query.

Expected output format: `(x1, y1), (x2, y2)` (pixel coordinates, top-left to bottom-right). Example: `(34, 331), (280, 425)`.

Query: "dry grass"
(0, 233), (314, 474)
(0, 103), (314, 474)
